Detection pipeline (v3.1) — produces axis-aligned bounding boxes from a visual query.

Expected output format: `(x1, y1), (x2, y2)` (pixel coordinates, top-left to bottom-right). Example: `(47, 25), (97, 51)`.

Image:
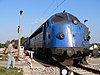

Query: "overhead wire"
(33, 0), (66, 27)
(30, 1), (56, 34)
(39, 1), (56, 21)
(44, 0), (66, 21)
(34, 0), (56, 27)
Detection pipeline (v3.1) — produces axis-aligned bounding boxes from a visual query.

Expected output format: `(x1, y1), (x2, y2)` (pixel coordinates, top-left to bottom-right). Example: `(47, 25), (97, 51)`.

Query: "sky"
(0, 0), (100, 44)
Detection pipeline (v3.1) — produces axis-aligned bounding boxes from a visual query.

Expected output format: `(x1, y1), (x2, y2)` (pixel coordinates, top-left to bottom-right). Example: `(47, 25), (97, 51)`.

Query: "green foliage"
(0, 36), (28, 48)
(0, 66), (23, 75)
(14, 36), (28, 47)
(5, 40), (10, 47)
(98, 46), (100, 51)
(0, 67), (6, 73)
(21, 37), (28, 44)
(0, 43), (5, 48)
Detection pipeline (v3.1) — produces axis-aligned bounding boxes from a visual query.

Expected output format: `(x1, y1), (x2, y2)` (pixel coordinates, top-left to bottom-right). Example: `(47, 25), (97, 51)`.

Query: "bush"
(0, 66), (23, 75)
(0, 67), (6, 73)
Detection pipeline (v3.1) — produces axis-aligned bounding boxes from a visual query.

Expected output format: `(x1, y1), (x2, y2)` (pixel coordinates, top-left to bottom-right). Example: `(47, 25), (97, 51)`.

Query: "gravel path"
(0, 57), (100, 75)
(22, 60), (60, 75)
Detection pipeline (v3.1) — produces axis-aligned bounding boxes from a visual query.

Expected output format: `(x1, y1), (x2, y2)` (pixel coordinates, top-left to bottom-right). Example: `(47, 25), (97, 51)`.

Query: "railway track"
(66, 64), (100, 75)
(82, 64), (100, 71)
(78, 64), (100, 75)
(33, 55), (100, 75)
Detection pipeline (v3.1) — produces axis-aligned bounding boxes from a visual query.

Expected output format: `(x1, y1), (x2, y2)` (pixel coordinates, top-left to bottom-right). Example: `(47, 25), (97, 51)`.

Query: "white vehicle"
(89, 43), (98, 57)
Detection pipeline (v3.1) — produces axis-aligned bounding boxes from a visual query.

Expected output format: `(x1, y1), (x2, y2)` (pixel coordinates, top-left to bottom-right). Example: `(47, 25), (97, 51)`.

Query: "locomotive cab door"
(44, 21), (51, 48)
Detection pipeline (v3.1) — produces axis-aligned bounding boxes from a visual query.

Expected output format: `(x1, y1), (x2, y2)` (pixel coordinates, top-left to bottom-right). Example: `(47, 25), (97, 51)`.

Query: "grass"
(0, 66), (23, 75)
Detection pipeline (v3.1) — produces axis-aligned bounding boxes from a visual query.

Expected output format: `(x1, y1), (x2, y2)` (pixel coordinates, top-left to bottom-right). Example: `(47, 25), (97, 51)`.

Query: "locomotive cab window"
(52, 14), (68, 24)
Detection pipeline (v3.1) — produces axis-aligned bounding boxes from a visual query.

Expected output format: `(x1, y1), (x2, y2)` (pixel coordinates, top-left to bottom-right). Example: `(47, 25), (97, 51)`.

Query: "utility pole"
(18, 10), (23, 53)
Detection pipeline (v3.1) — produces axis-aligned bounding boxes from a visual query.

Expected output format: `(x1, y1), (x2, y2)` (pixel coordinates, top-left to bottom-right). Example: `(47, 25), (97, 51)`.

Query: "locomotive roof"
(28, 12), (80, 40)
(29, 24), (43, 40)
(50, 12), (73, 19)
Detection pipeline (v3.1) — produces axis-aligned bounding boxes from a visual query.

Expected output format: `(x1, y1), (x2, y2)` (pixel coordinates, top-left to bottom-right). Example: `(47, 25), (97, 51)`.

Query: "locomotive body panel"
(23, 12), (91, 65)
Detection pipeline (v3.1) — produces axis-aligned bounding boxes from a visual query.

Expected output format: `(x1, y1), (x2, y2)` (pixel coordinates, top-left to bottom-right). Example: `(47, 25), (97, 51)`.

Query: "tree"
(0, 36), (28, 48)
(5, 40), (10, 47)
(0, 43), (5, 48)
(98, 44), (100, 51)
(21, 36), (28, 44)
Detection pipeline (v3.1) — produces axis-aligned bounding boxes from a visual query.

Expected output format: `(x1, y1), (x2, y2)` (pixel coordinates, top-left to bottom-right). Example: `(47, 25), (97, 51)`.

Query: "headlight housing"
(57, 32), (65, 39)
(72, 19), (79, 25)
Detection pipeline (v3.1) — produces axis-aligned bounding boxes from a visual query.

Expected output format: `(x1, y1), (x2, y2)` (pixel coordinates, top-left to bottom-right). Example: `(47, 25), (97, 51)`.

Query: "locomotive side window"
(46, 22), (49, 27)
(52, 14), (68, 24)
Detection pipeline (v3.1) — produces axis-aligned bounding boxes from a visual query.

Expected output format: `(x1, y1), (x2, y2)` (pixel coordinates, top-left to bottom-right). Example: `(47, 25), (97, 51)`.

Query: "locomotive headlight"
(57, 32), (65, 39)
(72, 19), (78, 25)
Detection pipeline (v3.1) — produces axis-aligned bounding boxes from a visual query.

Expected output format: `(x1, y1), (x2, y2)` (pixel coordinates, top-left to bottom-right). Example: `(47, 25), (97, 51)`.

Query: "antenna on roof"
(84, 19), (88, 24)
(63, 10), (65, 13)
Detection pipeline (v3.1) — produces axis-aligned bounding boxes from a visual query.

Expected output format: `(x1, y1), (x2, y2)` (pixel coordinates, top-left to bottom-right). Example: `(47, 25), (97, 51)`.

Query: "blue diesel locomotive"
(24, 12), (90, 65)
